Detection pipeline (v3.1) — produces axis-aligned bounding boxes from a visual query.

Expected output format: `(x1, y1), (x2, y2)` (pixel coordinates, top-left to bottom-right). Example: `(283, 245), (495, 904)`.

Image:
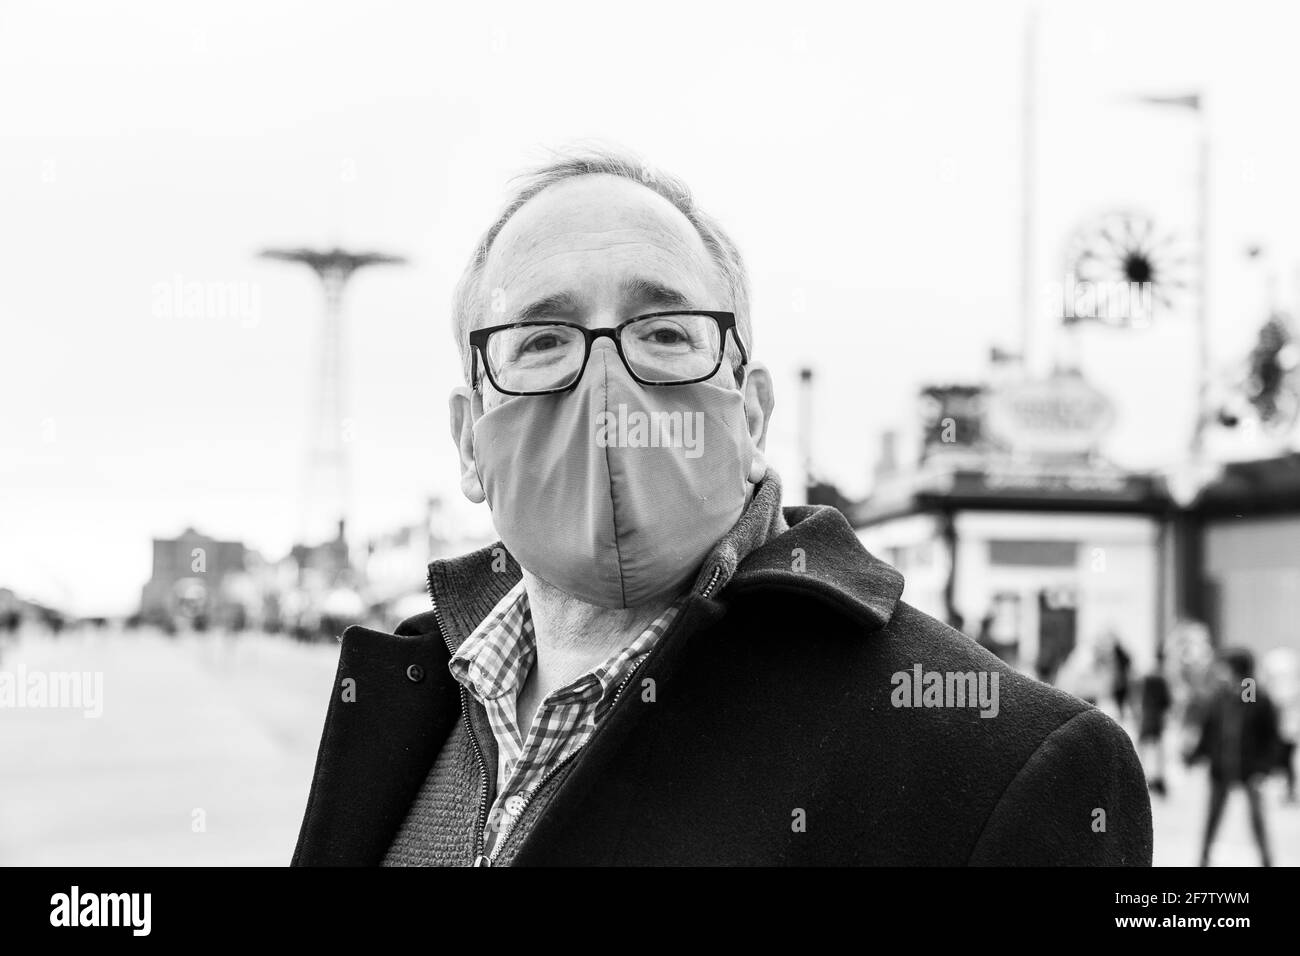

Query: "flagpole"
(1020, 2), (1039, 373)
(1193, 119), (1210, 458)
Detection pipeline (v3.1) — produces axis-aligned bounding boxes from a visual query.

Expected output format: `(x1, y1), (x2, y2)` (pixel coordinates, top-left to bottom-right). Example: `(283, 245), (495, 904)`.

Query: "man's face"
(478, 174), (732, 410)
(450, 173), (772, 503)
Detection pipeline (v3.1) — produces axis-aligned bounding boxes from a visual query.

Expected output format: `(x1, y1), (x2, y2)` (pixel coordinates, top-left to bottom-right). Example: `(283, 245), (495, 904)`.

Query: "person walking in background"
(1138, 667), (1172, 797)
(1278, 703), (1298, 804)
(1056, 637), (1112, 707)
(1185, 648), (1283, 867)
(1262, 647), (1299, 803)
(1109, 633), (1133, 723)
(975, 611), (1015, 667)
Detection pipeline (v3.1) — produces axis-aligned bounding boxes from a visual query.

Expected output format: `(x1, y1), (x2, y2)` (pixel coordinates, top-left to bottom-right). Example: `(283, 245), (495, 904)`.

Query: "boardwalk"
(0, 628), (336, 866)
(1, 627), (1296, 866)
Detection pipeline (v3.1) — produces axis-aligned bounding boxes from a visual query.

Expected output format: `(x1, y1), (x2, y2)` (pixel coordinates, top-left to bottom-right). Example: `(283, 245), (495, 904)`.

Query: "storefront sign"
(985, 376), (1115, 457)
(920, 467), (1161, 505)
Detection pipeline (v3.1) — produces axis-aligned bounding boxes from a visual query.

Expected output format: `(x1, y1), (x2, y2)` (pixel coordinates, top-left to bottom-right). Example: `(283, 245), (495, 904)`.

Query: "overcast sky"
(3, 0), (1300, 613)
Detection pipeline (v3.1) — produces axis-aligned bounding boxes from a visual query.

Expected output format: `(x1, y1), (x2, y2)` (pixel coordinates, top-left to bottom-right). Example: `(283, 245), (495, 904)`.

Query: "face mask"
(472, 344), (755, 608)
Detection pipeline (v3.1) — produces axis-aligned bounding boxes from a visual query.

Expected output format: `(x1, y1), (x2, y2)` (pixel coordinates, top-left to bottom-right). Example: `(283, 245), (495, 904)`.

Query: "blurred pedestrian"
(1185, 648), (1282, 867)
(1262, 647), (1299, 803)
(1138, 668), (1172, 797)
(975, 611), (1014, 666)
(1111, 637), (1133, 723)
(1056, 638), (1111, 706)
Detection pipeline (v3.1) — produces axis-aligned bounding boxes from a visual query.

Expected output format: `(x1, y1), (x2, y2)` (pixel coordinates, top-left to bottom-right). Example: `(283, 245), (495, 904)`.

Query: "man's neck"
(516, 568), (676, 726)
(509, 475), (781, 728)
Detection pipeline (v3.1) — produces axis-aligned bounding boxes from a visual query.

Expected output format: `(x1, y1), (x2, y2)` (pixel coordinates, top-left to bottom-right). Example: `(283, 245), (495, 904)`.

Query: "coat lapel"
(291, 622), (459, 866)
(292, 545), (521, 866)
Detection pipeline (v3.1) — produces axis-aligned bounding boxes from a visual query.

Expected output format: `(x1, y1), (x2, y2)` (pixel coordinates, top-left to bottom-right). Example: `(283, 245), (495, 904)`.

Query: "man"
(292, 147), (1152, 866)
(1137, 666), (1173, 797)
(1186, 648), (1281, 867)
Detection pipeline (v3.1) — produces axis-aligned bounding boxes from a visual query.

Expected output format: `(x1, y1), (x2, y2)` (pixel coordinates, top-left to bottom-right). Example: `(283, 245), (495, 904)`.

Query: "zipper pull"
(472, 854), (493, 867)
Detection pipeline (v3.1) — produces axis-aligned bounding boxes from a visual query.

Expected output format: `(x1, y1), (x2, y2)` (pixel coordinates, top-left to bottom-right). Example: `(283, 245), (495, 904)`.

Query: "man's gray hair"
(452, 145), (752, 383)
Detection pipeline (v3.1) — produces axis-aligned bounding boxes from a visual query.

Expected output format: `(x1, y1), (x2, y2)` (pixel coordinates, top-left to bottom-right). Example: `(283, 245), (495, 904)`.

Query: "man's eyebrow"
(620, 276), (694, 310)
(512, 291), (582, 322)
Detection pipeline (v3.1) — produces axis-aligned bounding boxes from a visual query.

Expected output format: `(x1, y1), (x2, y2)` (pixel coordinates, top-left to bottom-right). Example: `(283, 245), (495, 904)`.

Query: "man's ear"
(449, 385), (486, 503)
(741, 362), (774, 483)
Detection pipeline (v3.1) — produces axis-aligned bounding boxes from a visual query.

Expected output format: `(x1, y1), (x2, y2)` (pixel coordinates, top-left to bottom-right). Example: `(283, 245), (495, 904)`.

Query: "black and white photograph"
(1, 0), (1296, 927)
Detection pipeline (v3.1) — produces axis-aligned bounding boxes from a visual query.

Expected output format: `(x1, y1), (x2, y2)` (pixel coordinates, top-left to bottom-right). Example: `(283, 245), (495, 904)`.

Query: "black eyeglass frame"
(469, 310), (748, 396)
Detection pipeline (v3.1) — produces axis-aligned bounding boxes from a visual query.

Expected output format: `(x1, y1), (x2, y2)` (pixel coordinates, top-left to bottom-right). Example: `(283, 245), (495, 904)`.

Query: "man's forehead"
(482, 174), (717, 309)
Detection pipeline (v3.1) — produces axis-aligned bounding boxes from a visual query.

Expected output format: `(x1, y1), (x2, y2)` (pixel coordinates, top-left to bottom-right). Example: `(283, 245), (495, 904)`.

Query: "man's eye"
(521, 333), (561, 353)
(648, 327), (687, 344)
(637, 322), (693, 347)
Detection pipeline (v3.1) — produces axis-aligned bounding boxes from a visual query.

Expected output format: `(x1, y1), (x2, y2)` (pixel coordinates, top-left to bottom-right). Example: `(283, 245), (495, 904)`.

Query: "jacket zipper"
(454, 562), (720, 867)
(429, 594), (494, 867)
(486, 651), (650, 865)
(700, 564), (723, 599)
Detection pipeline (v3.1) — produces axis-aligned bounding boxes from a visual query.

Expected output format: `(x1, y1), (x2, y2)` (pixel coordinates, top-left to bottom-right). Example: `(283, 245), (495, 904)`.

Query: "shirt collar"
(448, 581), (534, 701)
(449, 580), (683, 710)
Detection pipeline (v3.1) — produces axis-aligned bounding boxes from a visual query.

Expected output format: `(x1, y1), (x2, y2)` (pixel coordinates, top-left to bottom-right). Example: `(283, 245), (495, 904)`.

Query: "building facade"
(138, 527), (249, 630)
(854, 371), (1170, 681)
(1191, 454), (1300, 663)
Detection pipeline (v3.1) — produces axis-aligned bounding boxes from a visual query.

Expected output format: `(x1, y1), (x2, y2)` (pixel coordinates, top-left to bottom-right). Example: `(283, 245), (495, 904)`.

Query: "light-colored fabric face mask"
(472, 344), (755, 608)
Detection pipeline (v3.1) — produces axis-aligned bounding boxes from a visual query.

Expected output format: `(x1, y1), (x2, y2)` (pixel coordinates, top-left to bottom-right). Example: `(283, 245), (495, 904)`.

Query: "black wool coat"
(292, 504), (1153, 866)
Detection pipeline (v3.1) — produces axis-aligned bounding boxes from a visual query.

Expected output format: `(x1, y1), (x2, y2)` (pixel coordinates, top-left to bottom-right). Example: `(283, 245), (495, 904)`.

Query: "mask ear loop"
(724, 328), (762, 483)
(471, 344), (485, 397)
(471, 423), (489, 506)
(728, 327), (749, 389)
(468, 345), (491, 504)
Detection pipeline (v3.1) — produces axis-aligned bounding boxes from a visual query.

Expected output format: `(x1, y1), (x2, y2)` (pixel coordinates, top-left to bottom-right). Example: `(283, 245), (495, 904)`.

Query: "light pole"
(1126, 93), (1210, 458)
(259, 247), (406, 546)
(798, 367), (815, 503)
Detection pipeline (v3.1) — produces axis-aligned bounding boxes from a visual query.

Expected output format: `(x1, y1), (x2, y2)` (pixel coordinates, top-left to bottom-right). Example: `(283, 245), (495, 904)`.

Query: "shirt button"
(504, 795), (527, 816)
(406, 664), (425, 683)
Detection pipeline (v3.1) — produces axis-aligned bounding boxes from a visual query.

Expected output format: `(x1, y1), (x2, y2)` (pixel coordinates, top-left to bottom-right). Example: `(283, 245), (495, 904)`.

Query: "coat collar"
(423, 469), (904, 643)
(723, 503), (904, 631)
(295, 472), (904, 864)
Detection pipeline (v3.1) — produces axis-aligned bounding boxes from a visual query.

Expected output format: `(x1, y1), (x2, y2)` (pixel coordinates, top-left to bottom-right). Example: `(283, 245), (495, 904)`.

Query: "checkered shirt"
(449, 580), (682, 858)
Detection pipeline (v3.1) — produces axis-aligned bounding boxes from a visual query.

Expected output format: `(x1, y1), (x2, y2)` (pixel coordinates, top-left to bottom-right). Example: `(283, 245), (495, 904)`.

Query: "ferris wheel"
(1062, 210), (1195, 327)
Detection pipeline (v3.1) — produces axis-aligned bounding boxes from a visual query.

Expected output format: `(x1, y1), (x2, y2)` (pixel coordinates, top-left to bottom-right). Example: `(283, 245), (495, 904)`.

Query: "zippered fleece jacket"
(292, 472), (1153, 866)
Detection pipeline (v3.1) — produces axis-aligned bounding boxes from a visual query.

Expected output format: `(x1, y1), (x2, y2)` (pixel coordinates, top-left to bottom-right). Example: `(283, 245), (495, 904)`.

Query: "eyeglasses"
(469, 311), (748, 396)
